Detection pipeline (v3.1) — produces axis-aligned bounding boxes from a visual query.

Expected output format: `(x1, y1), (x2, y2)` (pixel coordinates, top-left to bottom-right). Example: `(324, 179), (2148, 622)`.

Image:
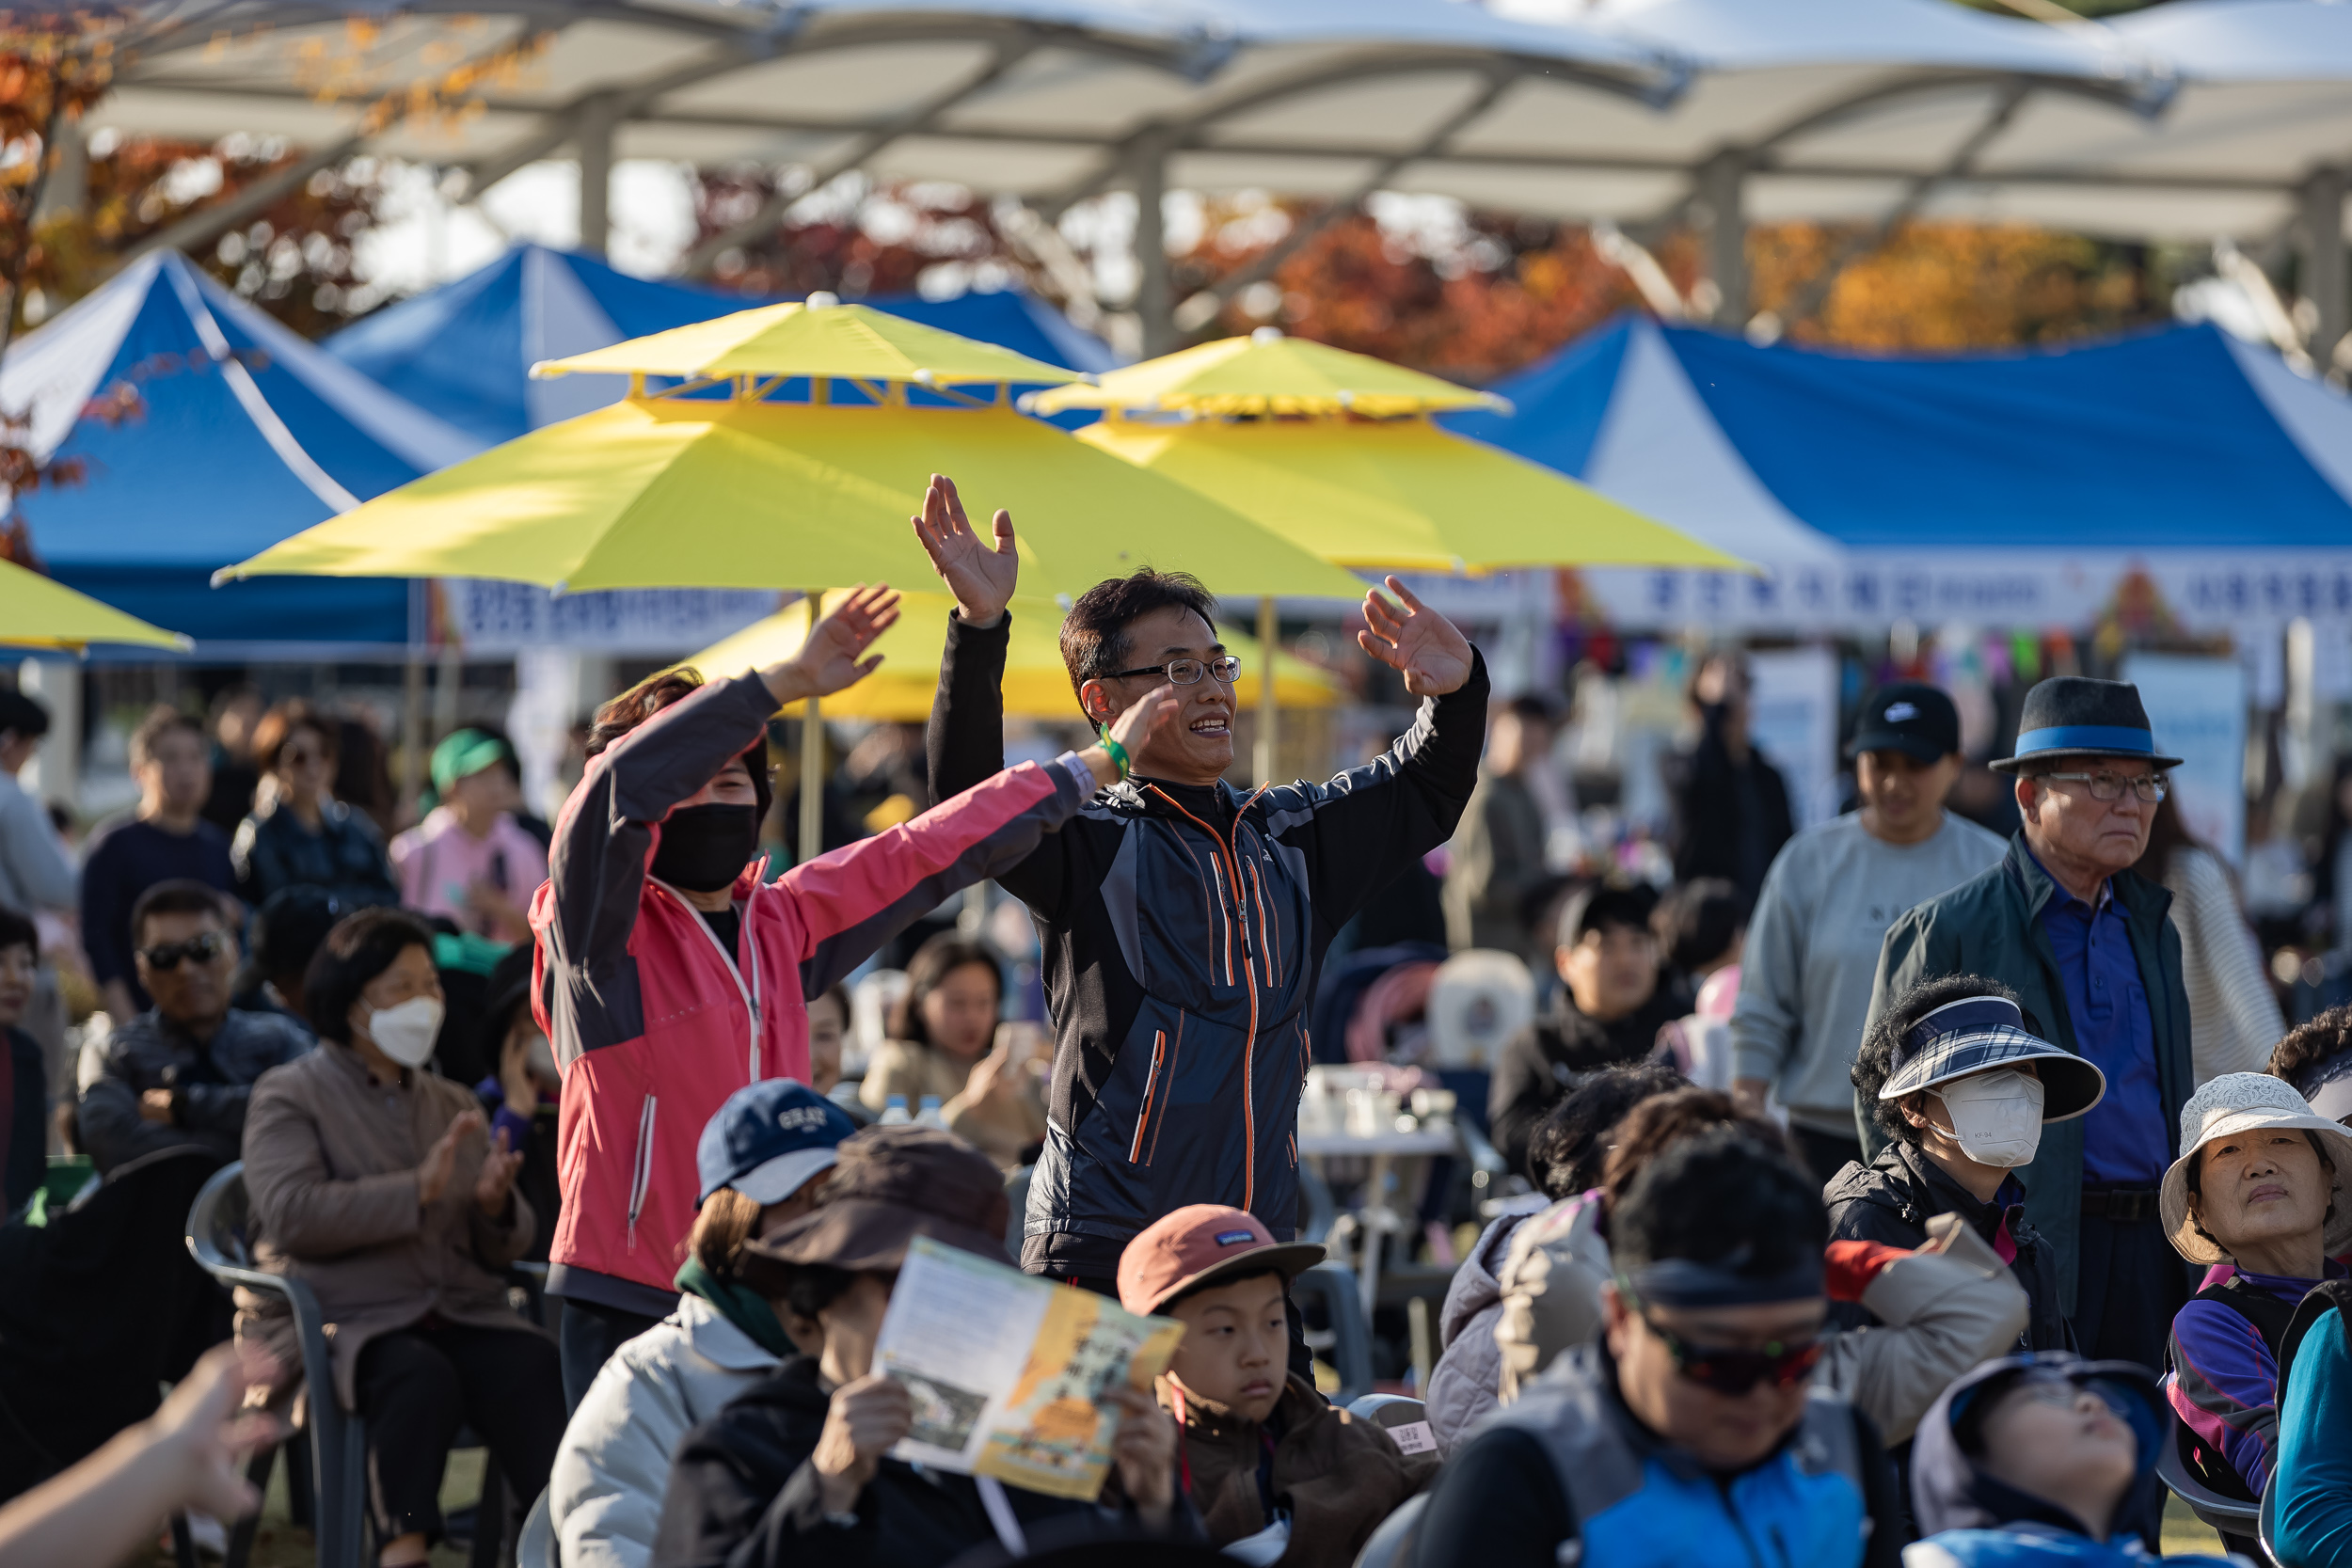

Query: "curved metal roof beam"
(1034, 46), (1671, 220)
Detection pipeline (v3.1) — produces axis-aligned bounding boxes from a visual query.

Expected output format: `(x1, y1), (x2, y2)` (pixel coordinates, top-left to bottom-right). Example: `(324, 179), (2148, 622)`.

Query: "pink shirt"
(389, 807), (548, 936)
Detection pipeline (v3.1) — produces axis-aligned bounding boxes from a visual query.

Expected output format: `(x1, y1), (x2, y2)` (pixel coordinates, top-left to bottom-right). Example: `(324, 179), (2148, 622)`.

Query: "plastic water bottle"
(880, 1094), (912, 1126)
(915, 1094), (947, 1128)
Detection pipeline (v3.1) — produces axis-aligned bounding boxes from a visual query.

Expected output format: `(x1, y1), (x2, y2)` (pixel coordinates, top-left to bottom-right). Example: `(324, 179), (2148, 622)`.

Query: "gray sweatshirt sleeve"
(1728, 841), (1809, 1085)
(0, 781), (76, 911)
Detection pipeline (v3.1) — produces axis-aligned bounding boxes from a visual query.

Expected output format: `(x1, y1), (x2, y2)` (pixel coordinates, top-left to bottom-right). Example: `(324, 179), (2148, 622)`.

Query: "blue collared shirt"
(2032, 852), (2170, 1185)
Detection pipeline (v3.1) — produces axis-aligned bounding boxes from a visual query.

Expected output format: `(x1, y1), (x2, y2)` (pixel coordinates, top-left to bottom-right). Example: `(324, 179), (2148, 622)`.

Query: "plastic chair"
(1346, 1394), (1438, 1456)
(2259, 1473), (2280, 1568)
(1350, 1491), (1428, 1568)
(2154, 1424), (2263, 1560)
(1292, 1261), (1375, 1404)
(186, 1161), (368, 1568)
(185, 1162), (515, 1568)
(516, 1487), (558, 1568)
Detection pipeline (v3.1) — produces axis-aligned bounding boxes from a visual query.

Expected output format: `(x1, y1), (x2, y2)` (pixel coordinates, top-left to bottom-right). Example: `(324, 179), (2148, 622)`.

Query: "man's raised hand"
(1358, 576), (1473, 696)
(909, 473), (1018, 627)
(765, 583), (901, 708)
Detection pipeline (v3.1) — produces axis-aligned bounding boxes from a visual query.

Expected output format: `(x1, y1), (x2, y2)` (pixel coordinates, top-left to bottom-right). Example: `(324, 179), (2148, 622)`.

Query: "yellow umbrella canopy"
(0, 558), (189, 651)
(1076, 414), (1745, 576)
(534, 297), (1087, 388)
(688, 590), (1341, 723)
(216, 398), (1369, 602)
(1030, 327), (1508, 419)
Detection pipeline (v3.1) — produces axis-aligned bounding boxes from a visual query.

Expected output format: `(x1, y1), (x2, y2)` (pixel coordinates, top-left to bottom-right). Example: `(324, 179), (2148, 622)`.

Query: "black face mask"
(652, 803), (758, 893)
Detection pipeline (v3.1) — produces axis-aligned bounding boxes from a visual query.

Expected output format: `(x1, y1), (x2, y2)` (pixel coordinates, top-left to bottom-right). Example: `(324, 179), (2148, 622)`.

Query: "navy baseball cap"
(696, 1080), (858, 1206)
(1879, 994), (2105, 1122)
(1849, 682), (1962, 765)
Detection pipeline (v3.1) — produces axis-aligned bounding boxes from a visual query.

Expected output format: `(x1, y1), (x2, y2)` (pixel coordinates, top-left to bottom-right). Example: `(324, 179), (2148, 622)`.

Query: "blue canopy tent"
(1445, 316), (2352, 633)
(322, 245), (1116, 443)
(0, 252), (484, 654)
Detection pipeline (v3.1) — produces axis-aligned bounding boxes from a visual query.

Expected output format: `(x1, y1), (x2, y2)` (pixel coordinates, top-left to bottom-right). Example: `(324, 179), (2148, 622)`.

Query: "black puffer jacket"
(1824, 1140), (2075, 1354)
(650, 1354), (1194, 1568)
(930, 612), (1487, 1279)
(1486, 985), (1685, 1179)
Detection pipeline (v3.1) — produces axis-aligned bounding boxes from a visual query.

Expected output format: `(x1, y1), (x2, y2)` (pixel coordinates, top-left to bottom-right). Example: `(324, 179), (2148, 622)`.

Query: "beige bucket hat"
(2161, 1072), (2352, 1266)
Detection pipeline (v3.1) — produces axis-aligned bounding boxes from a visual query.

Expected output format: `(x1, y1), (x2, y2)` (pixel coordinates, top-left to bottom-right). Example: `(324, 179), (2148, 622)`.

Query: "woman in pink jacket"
(531, 586), (1172, 1402)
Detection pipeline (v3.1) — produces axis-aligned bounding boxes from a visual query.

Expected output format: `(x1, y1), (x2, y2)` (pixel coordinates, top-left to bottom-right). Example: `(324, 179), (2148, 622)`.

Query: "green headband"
(429, 730), (510, 796)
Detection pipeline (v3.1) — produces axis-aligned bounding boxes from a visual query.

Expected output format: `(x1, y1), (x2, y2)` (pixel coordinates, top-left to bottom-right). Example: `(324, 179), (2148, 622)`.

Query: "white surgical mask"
(1932, 1069), (2045, 1168)
(366, 996), (446, 1069)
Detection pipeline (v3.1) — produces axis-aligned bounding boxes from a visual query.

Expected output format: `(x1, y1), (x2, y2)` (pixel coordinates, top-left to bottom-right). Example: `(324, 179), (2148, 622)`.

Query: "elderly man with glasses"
(1865, 676), (2195, 1373)
(76, 879), (311, 1175)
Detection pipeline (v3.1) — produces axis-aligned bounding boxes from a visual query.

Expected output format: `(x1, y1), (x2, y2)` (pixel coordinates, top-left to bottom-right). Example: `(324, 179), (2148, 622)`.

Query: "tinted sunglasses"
(1643, 1314), (1823, 1396)
(140, 931), (229, 971)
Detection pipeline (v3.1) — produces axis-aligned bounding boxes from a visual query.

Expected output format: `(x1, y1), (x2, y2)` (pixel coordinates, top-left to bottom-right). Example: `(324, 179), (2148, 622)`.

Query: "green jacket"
(1863, 832), (2193, 1315)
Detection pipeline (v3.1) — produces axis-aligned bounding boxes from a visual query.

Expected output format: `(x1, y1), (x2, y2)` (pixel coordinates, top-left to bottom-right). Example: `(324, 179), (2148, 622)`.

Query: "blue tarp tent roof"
(323, 245), (1117, 444)
(1444, 315), (2352, 631)
(1, 252), (484, 653)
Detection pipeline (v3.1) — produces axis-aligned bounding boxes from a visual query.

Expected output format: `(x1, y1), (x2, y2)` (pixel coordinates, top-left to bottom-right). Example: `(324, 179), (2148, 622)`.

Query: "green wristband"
(1099, 735), (1132, 780)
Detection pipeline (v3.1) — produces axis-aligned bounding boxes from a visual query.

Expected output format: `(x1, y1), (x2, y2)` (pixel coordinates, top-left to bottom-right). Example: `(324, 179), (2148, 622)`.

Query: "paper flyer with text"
(873, 1237), (1185, 1501)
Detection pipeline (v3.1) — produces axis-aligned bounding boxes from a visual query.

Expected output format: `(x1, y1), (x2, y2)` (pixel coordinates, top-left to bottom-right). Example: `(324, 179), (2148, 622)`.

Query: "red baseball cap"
(1118, 1205), (1326, 1317)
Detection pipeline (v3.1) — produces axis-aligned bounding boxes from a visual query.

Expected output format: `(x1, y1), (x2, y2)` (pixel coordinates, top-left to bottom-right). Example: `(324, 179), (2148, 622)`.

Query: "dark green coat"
(1863, 832), (2193, 1314)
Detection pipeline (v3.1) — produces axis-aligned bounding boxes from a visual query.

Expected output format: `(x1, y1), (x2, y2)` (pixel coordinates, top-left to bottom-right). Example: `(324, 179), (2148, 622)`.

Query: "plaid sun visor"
(1881, 995), (2106, 1122)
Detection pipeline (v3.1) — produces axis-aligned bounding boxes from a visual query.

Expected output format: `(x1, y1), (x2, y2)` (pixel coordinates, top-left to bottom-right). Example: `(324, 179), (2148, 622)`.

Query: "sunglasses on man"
(140, 931), (230, 971)
(1642, 1312), (1824, 1396)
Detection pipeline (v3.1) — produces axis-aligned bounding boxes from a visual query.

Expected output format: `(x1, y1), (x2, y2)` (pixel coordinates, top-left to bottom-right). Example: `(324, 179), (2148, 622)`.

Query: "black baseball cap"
(1849, 682), (1961, 765)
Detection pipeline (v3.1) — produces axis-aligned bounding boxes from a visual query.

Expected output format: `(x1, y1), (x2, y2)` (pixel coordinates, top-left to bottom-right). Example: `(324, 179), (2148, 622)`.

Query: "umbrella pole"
(799, 593), (825, 864)
(1255, 594), (1279, 784)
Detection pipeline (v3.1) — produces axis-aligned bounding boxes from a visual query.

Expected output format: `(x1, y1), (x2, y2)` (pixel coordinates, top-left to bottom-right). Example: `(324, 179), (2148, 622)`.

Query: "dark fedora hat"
(739, 1125), (1009, 1291)
(1989, 676), (2183, 774)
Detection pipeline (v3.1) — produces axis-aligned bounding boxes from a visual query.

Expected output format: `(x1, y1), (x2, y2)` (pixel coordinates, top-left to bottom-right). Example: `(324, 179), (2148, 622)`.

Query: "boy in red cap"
(1117, 1205), (1437, 1568)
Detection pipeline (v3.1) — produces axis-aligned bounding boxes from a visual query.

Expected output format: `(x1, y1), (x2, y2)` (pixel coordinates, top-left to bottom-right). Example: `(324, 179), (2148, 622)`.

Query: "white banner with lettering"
(443, 580), (781, 656)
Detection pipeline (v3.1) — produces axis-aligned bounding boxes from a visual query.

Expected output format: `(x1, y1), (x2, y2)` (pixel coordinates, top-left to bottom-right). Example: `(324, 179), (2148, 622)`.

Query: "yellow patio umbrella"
(218, 298), (1369, 858)
(1029, 327), (1513, 419)
(0, 558), (189, 651)
(686, 590), (1342, 722)
(1031, 326), (1747, 778)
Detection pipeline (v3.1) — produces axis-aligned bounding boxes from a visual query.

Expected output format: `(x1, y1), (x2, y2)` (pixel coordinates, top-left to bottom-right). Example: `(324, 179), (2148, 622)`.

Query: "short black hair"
(129, 705), (205, 770)
(0, 689), (49, 741)
(1504, 694), (1555, 726)
(1164, 1264), (1286, 1313)
(1058, 570), (1219, 729)
(304, 907), (437, 1045)
(1557, 881), (1657, 951)
(250, 886), (344, 986)
(0, 903), (35, 958)
(1612, 1125), (1828, 1280)
(1525, 1061), (1686, 1196)
(1656, 879), (1749, 974)
(129, 879), (233, 951)
(1851, 973), (2030, 1147)
(2272, 1006), (2352, 1096)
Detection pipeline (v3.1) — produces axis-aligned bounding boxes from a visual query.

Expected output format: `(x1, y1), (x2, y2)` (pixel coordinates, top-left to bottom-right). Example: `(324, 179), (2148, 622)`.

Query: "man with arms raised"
(914, 475), (1487, 1314)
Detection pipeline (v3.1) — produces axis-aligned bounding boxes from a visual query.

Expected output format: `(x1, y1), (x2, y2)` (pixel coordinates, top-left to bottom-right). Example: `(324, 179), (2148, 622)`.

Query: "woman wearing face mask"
(1832, 974), (2108, 1353)
(532, 586), (1180, 1406)
(239, 908), (563, 1568)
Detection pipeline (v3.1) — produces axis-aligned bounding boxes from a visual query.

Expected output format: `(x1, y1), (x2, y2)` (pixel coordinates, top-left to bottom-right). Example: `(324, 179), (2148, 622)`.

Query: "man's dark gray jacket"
(929, 610), (1487, 1280)
(1866, 832), (2193, 1312)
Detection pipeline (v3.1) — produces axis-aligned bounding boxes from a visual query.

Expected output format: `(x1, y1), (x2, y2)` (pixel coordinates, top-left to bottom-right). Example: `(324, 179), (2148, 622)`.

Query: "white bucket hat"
(2160, 1072), (2352, 1266)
